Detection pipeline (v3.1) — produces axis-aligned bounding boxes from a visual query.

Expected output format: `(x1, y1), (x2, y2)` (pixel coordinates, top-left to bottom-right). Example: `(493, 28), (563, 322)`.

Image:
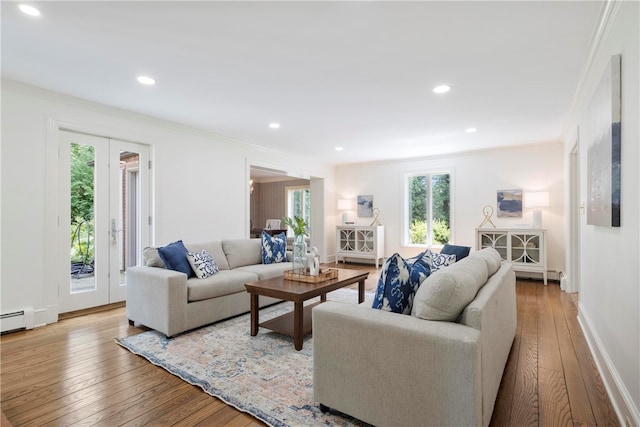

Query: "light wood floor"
(1, 264), (619, 426)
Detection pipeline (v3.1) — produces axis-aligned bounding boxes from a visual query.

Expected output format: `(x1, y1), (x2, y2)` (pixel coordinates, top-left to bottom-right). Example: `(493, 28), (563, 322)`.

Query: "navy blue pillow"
(441, 244), (471, 261)
(261, 231), (287, 264)
(157, 240), (194, 277)
(372, 253), (431, 314)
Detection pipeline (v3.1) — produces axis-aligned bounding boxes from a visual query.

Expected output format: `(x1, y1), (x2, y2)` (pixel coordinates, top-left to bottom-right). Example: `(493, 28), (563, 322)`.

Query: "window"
(286, 186), (310, 234)
(405, 171), (451, 246)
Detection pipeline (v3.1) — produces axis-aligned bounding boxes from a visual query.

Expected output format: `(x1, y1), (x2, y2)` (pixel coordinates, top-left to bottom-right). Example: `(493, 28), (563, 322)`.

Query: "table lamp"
(337, 199), (353, 224)
(524, 192), (549, 228)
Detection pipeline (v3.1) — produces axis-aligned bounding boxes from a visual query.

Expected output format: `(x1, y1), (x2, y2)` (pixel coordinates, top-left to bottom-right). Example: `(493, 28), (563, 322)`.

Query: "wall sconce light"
(249, 179), (254, 195)
(337, 199), (353, 224)
(524, 191), (549, 228)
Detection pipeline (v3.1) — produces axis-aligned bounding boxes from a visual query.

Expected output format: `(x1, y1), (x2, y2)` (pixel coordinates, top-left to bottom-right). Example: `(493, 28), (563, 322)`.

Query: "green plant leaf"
(281, 216), (308, 236)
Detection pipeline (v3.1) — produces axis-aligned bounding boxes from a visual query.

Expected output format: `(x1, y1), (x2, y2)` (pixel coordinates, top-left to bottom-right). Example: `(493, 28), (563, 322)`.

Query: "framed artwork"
(497, 189), (522, 218)
(587, 54), (621, 227)
(357, 195), (373, 217)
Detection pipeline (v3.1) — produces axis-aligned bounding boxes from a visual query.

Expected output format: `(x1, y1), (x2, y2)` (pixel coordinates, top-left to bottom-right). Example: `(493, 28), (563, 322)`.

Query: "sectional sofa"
(126, 238), (292, 337)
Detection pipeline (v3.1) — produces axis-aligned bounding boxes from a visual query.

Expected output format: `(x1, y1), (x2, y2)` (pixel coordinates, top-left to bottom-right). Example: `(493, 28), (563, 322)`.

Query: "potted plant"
(281, 216), (308, 274)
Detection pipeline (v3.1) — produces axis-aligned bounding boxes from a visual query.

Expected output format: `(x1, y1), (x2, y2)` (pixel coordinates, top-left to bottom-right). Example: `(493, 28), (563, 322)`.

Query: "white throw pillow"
(424, 250), (457, 271)
(186, 249), (219, 279)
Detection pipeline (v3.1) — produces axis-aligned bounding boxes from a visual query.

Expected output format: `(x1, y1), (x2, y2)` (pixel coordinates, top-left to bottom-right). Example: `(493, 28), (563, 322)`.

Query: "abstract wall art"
(587, 54), (621, 227)
(497, 189), (522, 218)
(357, 195), (373, 217)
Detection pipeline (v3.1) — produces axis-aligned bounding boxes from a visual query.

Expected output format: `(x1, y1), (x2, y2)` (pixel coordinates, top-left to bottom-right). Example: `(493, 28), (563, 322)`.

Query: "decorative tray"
(284, 268), (338, 283)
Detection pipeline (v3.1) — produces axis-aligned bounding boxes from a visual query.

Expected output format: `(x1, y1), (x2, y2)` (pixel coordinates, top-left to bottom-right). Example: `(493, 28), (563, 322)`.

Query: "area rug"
(116, 288), (374, 427)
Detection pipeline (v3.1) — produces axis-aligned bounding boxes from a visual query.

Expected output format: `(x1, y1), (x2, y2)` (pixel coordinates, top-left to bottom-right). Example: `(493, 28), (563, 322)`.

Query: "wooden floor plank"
(91, 381), (195, 426)
(559, 293), (619, 426)
(121, 386), (217, 427)
(195, 405), (251, 427)
(537, 285), (564, 371)
(49, 375), (183, 427)
(169, 399), (230, 427)
(1, 271), (619, 427)
(1, 347), (145, 404)
(549, 286), (599, 426)
(4, 363), (152, 425)
(509, 336), (539, 427)
(539, 366), (573, 427)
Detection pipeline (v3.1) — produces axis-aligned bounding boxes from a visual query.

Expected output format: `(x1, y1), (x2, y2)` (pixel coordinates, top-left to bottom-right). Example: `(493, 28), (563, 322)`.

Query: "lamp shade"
(524, 191), (549, 229)
(337, 199), (353, 211)
(524, 192), (549, 208)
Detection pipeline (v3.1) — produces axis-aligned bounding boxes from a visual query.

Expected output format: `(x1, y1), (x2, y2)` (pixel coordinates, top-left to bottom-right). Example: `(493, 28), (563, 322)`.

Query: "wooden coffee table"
(244, 268), (369, 351)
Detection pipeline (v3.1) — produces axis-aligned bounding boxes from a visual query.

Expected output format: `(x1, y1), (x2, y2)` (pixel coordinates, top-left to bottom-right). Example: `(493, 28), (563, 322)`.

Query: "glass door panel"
(109, 141), (149, 303)
(59, 131), (149, 313)
(59, 131), (109, 312)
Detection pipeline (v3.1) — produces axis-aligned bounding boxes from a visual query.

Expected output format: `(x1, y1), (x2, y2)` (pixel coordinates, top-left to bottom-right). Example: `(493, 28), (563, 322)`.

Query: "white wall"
(0, 80), (334, 325)
(562, 1), (639, 423)
(334, 142), (565, 277)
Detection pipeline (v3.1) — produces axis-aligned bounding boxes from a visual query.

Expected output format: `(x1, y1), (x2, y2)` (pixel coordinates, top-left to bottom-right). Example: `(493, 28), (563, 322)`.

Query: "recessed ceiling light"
(137, 75), (155, 85)
(465, 127), (477, 133)
(18, 4), (41, 16)
(269, 123), (280, 129)
(433, 85), (451, 94)
(335, 147), (344, 151)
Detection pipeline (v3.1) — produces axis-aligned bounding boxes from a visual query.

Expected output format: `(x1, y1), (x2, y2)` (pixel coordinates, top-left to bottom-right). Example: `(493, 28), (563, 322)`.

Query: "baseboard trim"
(577, 303), (640, 426)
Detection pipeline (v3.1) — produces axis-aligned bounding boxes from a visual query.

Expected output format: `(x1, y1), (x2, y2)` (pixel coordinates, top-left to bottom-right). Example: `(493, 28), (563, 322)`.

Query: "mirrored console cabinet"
(336, 225), (385, 268)
(476, 228), (547, 285)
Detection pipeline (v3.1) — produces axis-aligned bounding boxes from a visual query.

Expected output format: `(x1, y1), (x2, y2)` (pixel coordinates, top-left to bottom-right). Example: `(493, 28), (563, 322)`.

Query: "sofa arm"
(313, 302), (483, 427)
(126, 266), (188, 337)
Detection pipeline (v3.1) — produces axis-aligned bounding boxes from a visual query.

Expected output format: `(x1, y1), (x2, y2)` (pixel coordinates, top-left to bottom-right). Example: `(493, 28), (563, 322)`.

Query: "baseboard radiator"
(1, 308), (35, 334)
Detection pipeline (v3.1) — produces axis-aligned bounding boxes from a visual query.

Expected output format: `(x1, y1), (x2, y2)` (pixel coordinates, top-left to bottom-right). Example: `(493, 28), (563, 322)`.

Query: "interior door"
(58, 130), (150, 313)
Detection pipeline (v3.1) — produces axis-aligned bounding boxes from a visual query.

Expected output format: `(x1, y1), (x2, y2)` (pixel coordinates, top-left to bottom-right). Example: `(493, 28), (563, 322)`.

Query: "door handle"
(111, 219), (123, 243)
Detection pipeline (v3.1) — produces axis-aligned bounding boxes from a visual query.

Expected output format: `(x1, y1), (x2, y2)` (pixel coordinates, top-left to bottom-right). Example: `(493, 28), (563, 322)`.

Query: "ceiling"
(2, 1), (604, 166)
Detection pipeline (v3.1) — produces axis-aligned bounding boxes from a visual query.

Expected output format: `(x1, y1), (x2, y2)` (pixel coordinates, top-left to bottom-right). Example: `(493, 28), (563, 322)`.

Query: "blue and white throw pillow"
(157, 240), (194, 277)
(186, 249), (219, 279)
(261, 231), (287, 264)
(372, 252), (431, 314)
(422, 249), (457, 272)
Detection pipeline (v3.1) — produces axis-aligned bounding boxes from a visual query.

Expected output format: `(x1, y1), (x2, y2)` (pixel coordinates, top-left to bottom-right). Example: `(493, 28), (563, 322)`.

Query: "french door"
(58, 130), (150, 313)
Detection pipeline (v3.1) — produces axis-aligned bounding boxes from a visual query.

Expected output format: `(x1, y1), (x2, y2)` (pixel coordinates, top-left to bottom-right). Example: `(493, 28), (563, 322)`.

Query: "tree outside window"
(70, 143), (95, 266)
(407, 172), (451, 245)
(286, 186), (310, 235)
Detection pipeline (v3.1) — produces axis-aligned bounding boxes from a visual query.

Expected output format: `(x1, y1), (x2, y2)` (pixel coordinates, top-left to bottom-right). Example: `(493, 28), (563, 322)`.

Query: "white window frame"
(285, 185), (310, 235)
(402, 169), (453, 247)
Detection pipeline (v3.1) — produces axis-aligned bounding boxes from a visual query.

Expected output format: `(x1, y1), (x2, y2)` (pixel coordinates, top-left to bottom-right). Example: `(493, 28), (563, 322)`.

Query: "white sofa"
(313, 247), (516, 427)
(126, 238), (292, 337)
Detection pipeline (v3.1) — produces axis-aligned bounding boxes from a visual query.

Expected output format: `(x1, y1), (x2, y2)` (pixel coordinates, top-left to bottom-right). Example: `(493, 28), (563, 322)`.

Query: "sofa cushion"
(186, 249), (219, 279)
(235, 262), (294, 280)
(472, 247), (503, 276)
(183, 241), (230, 271)
(412, 255), (489, 321)
(187, 270), (259, 302)
(372, 253), (431, 314)
(142, 247), (165, 268)
(157, 240), (194, 277)
(441, 244), (471, 261)
(260, 231), (287, 264)
(222, 239), (262, 269)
